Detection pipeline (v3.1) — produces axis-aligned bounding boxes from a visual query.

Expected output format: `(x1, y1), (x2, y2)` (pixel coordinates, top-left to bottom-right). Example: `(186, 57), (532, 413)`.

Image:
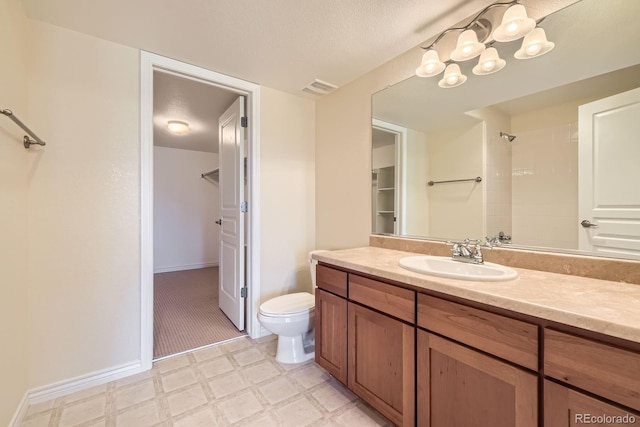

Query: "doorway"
(151, 71), (245, 359)
(140, 52), (262, 370)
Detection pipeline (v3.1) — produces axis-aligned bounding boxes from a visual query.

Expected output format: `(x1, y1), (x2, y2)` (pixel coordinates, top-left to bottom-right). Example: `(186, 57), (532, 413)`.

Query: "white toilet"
(258, 250), (328, 364)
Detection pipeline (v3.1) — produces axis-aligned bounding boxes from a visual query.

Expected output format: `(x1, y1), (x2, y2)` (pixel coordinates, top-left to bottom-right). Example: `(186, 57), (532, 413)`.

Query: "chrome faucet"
(448, 238), (491, 264)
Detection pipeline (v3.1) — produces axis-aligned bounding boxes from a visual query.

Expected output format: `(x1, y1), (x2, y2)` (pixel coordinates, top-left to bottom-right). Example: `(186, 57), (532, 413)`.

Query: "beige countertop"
(313, 246), (640, 344)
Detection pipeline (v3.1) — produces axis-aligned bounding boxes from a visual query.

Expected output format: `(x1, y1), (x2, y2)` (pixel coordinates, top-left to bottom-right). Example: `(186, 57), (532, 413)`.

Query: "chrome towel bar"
(1, 109), (47, 149)
(428, 176), (482, 186)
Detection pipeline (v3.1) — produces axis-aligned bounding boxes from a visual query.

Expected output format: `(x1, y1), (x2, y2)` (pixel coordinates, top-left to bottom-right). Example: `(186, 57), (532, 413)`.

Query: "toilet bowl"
(258, 250), (328, 364)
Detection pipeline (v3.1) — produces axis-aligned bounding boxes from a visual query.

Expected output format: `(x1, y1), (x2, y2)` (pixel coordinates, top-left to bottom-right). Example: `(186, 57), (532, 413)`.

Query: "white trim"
(8, 392), (28, 427)
(153, 262), (219, 274)
(140, 51), (262, 373)
(372, 119), (408, 234)
(28, 361), (142, 405)
(258, 326), (273, 339)
(153, 335), (248, 362)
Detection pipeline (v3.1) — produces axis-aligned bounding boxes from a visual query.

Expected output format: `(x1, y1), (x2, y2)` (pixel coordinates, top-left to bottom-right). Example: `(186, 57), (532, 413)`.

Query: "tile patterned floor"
(20, 336), (393, 427)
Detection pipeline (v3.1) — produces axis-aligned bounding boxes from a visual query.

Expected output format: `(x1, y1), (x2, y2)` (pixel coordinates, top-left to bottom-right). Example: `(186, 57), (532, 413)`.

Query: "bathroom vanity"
(313, 246), (640, 427)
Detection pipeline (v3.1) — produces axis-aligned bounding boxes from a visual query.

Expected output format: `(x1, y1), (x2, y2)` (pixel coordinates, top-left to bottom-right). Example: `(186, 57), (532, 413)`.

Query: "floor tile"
(258, 377), (298, 405)
(116, 400), (162, 426)
(166, 385), (208, 417)
(198, 356), (234, 379)
(218, 390), (264, 424)
(192, 345), (224, 362)
(160, 367), (198, 393)
(243, 360), (281, 384)
(231, 347), (264, 366)
(20, 411), (52, 427)
(276, 396), (323, 427)
(172, 407), (219, 427)
(58, 395), (106, 426)
(209, 371), (248, 399)
(311, 381), (356, 412)
(116, 378), (156, 409)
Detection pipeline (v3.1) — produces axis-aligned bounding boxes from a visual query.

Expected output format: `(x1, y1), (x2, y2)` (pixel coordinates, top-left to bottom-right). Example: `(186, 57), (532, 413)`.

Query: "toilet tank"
(308, 250), (329, 291)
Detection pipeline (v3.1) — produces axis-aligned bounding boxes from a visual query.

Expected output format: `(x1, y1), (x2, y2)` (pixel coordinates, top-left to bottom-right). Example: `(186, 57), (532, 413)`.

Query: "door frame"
(140, 51), (262, 370)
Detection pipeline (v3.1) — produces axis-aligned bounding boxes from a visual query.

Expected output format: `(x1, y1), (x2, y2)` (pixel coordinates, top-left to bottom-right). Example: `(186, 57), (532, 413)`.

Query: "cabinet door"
(417, 330), (537, 427)
(315, 289), (347, 384)
(544, 380), (639, 427)
(348, 302), (415, 427)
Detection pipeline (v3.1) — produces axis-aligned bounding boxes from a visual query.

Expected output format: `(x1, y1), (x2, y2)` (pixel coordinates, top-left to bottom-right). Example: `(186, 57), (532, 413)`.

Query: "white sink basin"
(398, 255), (518, 282)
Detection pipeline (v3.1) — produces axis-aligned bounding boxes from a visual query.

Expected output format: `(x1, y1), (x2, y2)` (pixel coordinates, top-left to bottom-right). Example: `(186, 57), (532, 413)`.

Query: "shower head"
(500, 132), (516, 142)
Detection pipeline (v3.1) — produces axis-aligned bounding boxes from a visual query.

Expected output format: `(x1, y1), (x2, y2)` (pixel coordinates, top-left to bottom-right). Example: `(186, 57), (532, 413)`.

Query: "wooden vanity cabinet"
(348, 274), (416, 427)
(543, 328), (640, 426)
(416, 295), (538, 427)
(315, 265), (348, 384)
(544, 380), (639, 427)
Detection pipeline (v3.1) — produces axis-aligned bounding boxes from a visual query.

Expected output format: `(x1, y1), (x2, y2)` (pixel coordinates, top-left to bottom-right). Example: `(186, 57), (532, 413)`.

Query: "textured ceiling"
(20, 0), (499, 95)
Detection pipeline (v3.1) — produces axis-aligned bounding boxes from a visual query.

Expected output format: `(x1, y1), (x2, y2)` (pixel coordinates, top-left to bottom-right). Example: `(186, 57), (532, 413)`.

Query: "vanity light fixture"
(416, 1), (555, 88)
(167, 120), (190, 135)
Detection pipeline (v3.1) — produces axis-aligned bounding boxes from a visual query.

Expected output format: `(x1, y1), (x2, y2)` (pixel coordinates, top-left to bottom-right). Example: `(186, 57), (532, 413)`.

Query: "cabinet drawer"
(349, 274), (415, 324)
(544, 328), (640, 411)
(316, 264), (348, 298)
(417, 294), (538, 370)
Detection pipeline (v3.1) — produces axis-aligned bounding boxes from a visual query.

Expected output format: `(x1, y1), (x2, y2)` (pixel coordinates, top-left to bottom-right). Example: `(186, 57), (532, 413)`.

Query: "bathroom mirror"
(371, 0), (640, 259)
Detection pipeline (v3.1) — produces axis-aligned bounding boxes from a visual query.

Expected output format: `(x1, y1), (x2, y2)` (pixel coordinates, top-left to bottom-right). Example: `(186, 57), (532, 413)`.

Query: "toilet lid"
(259, 292), (315, 316)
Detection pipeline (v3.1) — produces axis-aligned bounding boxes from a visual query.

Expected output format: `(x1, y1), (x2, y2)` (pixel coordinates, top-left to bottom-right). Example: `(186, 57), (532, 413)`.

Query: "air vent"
(302, 79), (339, 96)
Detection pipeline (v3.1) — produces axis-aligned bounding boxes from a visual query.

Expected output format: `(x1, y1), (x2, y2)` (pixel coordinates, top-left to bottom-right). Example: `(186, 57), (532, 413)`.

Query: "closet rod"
(1, 109), (46, 149)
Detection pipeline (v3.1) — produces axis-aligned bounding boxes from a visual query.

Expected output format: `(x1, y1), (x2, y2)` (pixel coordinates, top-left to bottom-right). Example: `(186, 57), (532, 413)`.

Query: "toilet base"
(276, 334), (315, 364)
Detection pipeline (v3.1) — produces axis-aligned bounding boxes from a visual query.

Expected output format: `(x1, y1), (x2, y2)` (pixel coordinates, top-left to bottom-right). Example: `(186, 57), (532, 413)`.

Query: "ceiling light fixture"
(416, 1), (555, 88)
(167, 120), (190, 135)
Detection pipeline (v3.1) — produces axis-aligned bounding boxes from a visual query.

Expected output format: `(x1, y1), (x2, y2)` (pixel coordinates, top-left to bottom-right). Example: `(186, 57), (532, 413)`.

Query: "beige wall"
(511, 101), (580, 249)
(427, 123), (484, 239)
(0, 0), (29, 423)
(259, 87), (316, 301)
(403, 128), (429, 237)
(315, 0), (495, 250)
(17, 19), (317, 400)
(26, 20), (141, 387)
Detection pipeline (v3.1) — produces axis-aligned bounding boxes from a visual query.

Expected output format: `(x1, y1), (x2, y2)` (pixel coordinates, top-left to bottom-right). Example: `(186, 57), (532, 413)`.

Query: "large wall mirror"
(371, 0), (640, 260)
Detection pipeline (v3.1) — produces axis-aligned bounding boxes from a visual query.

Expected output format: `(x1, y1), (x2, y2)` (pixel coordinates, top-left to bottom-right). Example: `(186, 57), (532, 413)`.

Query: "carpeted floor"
(153, 267), (246, 359)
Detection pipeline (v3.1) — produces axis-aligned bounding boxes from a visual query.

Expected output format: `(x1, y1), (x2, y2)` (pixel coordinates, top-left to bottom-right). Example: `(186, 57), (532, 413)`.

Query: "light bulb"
(482, 59), (496, 71)
(506, 22), (519, 35)
(447, 74), (459, 85)
(526, 42), (542, 56)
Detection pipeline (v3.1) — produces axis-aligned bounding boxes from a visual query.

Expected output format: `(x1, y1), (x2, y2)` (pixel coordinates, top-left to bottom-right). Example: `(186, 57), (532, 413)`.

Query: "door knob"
(580, 220), (598, 228)
(215, 219), (222, 225)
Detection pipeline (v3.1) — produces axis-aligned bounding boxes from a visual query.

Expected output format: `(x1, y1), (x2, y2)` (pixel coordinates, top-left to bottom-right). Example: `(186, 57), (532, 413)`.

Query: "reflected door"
(578, 87), (640, 257)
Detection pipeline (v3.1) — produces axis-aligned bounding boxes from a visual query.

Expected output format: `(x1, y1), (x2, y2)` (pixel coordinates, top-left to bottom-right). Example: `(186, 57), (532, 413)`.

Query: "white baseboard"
(153, 262), (219, 274)
(27, 361), (143, 405)
(9, 361), (144, 426)
(8, 392), (28, 427)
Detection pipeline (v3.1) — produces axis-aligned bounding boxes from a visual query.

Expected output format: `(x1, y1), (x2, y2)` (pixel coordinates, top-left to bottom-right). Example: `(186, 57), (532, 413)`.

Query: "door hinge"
(240, 287), (247, 298)
(241, 201), (248, 213)
(241, 116), (248, 128)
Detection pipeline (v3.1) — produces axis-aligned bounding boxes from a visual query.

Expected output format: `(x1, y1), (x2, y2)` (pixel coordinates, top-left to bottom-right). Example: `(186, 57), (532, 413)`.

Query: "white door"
(578, 87), (640, 257)
(218, 96), (245, 330)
